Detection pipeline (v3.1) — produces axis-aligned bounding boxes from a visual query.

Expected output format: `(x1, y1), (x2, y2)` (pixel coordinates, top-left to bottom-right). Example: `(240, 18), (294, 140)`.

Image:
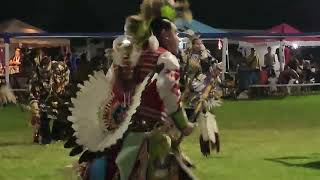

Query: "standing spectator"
(315, 66), (320, 90)
(20, 48), (34, 76)
(264, 47), (276, 76)
(284, 47), (291, 66)
(0, 63), (3, 75)
(247, 48), (260, 85)
(237, 59), (250, 93)
(63, 47), (77, 72)
(9, 48), (23, 74)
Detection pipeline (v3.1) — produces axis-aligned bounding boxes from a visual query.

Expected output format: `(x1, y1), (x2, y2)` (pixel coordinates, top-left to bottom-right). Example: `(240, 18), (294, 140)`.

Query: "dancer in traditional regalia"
(29, 57), (71, 144)
(180, 33), (223, 156)
(65, 0), (224, 179)
(183, 62), (223, 156)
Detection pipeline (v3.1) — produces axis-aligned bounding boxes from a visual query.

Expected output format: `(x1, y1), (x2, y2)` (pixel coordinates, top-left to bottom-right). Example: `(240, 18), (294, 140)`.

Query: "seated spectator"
(268, 69), (278, 93)
(278, 65), (299, 84)
(259, 67), (269, 85)
(279, 66), (300, 94)
(302, 60), (313, 83)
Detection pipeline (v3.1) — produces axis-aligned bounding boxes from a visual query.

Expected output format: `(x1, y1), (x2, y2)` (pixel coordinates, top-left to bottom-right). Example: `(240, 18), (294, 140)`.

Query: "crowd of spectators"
(235, 46), (320, 96)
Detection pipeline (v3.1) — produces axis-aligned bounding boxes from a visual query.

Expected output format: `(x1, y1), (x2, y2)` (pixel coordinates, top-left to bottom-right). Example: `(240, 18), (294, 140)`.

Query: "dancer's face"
(15, 49), (21, 57)
(160, 23), (179, 55)
(192, 39), (202, 53)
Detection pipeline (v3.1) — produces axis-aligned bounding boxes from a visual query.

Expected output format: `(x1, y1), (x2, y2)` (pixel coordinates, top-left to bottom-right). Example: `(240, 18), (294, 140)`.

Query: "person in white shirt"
(268, 69), (278, 94)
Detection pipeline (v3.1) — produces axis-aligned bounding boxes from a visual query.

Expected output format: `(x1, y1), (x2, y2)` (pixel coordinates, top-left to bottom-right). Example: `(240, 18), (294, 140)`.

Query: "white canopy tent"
(0, 19), (70, 86)
(0, 19), (70, 48)
(238, 41), (282, 76)
(239, 41), (320, 75)
(238, 23), (320, 74)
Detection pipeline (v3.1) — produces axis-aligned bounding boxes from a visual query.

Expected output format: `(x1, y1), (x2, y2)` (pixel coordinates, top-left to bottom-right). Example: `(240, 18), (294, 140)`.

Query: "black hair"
(150, 18), (173, 39)
(192, 38), (201, 45)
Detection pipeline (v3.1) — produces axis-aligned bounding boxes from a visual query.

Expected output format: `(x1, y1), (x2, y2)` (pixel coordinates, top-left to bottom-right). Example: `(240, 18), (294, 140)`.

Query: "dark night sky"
(1, 0), (320, 32)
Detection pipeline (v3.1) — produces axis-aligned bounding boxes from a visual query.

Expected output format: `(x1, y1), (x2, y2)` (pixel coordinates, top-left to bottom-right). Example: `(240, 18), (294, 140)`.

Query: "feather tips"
(0, 86), (16, 105)
(68, 68), (115, 152)
(199, 112), (220, 156)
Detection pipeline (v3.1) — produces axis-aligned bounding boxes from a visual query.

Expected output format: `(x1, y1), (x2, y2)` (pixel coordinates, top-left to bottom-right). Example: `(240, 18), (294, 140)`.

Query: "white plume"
(199, 112), (219, 143)
(0, 86), (17, 105)
(205, 99), (222, 111)
(69, 67), (115, 152)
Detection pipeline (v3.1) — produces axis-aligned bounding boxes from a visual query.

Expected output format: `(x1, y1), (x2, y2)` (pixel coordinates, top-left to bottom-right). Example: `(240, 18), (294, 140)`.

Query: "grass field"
(1, 95), (320, 180)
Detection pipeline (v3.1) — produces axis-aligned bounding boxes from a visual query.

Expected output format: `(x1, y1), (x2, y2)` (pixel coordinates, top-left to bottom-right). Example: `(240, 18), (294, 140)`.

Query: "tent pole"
(4, 36), (10, 87)
(222, 38), (228, 81)
(227, 40), (230, 71)
(86, 38), (91, 62)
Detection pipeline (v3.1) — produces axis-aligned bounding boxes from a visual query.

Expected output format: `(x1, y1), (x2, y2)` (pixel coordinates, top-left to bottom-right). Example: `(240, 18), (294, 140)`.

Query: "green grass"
(0, 106), (77, 180)
(1, 95), (320, 180)
(183, 95), (320, 180)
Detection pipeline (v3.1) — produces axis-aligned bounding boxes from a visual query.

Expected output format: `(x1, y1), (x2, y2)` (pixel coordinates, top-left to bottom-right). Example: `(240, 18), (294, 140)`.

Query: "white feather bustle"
(69, 63), (152, 152)
(69, 69), (115, 152)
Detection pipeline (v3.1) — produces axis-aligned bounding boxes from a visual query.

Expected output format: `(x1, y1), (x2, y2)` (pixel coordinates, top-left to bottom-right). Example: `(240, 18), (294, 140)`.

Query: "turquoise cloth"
(89, 157), (107, 180)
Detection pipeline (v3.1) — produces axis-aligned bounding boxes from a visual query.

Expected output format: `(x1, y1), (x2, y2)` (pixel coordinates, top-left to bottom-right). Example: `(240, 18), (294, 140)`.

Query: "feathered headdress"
(175, 0), (193, 21)
(125, 0), (192, 47)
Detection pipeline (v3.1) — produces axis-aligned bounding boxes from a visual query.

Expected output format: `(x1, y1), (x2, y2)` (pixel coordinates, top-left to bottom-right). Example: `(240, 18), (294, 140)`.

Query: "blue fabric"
(249, 71), (259, 85)
(70, 55), (78, 71)
(176, 19), (226, 34)
(89, 157), (107, 180)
